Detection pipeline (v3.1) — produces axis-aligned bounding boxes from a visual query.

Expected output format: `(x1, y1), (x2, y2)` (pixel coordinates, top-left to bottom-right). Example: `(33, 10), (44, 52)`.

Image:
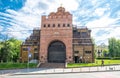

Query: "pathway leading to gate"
(2, 71), (120, 78)
(0, 65), (120, 75)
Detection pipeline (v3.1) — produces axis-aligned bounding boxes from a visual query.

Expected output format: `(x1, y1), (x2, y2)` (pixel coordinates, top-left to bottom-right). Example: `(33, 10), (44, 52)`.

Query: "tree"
(0, 36), (22, 62)
(0, 34), (11, 62)
(8, 38), (22, 62)
(116, 40), (120, 57)
(108, 37), (120, 57)
(103, 49), (109, 57)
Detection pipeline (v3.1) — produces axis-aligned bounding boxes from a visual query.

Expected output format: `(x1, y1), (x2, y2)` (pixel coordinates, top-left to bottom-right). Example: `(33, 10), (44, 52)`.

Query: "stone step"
(39, 63), (65, 68)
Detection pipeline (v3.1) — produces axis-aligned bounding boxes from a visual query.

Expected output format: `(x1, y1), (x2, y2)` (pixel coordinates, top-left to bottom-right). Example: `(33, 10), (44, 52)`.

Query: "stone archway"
(48, 41), (66, 63)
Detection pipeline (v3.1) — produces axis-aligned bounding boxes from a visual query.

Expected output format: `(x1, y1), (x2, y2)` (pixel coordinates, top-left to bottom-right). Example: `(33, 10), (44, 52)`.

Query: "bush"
(96, 57), (111, 60)
(111, 57), (120, 60)
(96, 57), (120, 60)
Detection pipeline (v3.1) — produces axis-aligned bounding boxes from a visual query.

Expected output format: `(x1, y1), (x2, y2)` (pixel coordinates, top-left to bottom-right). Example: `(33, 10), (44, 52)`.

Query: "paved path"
(1, 71), (120, 78)
(0, 65), (120, 75)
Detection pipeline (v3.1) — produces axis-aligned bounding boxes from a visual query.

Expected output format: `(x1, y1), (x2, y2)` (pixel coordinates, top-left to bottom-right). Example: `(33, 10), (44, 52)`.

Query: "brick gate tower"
(20, 6), (94, 65)
(40, 6), (73, 63)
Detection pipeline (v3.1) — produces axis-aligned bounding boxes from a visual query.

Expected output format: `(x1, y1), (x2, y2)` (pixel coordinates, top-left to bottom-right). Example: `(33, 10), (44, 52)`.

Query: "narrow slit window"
(48, 24), (50, 27)
(67, 24), (70, 27)
(58, 24), (60, 27)
(53, 24), (55, 27)
(43, 24), (46, 27)
(63, 24), (65, 27)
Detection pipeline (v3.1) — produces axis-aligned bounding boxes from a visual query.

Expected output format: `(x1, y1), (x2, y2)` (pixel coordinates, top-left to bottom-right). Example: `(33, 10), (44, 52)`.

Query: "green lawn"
(67, 59), (120, 68)
(0, 62), (37, 70)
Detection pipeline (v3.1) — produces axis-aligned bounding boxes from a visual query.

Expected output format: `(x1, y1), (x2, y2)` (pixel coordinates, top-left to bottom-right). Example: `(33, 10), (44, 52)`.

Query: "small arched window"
(43, 24), (46, 27)
(63, 24), (65, 27)
(48, 24), (50, 27)
(53, 24), (55, 27)
(58, 24), (60, 27)
(67, 24), (70, 27)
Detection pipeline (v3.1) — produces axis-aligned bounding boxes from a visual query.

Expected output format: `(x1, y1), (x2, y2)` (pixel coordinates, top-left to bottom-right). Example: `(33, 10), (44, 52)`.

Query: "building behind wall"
(73, 26), (94, 63)
(20, 6), (94, 63)
(20, 28), (40, 63)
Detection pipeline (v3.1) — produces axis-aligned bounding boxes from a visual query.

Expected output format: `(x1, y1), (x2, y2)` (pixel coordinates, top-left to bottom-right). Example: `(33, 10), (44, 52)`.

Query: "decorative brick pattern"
(40, 7), (73, 63)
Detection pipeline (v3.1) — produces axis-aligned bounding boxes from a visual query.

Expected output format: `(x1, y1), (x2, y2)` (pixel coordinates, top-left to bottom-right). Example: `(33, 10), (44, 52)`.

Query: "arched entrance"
(48, 41), (66, 63)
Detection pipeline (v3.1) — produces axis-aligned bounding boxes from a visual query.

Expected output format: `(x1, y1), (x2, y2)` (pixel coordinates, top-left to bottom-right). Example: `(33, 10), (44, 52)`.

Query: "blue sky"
(0, 0), (120, 45)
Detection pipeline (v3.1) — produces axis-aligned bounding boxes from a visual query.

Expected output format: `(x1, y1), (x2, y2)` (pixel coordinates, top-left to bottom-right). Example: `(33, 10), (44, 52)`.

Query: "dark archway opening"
(74, 56), (79, 63)
(48, 41), (66, 63)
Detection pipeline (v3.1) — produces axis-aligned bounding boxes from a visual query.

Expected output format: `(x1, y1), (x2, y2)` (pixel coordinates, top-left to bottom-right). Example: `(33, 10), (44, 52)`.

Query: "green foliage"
(0, 62), (37, 70)
(0, 37), (22, 62)
(96, 57), (120, 60)
(8, 38), (22, 62)
(96, 57), (111, 60)
(103, 49), (109, 57)
(0, 40), (11, 62)
(67, 59), (120, 68)
(111, 57), (120, 60)
(108, 37), (120, 57)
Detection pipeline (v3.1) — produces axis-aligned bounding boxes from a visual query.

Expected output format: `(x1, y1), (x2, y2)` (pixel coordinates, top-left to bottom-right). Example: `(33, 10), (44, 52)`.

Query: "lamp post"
(27, 47), (32, 72)
(84, 57), (86, 63)
(80, 56), (82, 63)
(88, 57), (89, 63)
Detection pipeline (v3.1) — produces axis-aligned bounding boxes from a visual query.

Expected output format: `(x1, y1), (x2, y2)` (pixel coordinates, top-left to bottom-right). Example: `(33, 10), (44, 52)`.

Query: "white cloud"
(91, 0), (98, 5)
(6, 9), (41, 28)
(1, 0), (79, 39)
(1, 0), (120, 45)
(94, 8), (106, 16)
(109, 27), (120, 38)
(86, 15), (117, 28)
(94, 27), (120, 45)
(6, 24), (32, 39)
(116, 11), (120, 17)
(21, 0), (79, 15)
(54, 0), (79, 11)
(0, 26), (3, 31)
(86, 15), (120, 45)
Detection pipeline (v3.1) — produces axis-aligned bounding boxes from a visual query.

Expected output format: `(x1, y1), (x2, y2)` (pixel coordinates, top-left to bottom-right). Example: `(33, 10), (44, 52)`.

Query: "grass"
(67, 59), (120, 68)
(0, 62), (37, 70)
(0, 60), (120, 69)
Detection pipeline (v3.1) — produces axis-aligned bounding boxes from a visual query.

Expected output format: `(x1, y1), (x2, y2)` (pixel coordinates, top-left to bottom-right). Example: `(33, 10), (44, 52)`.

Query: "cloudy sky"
(0, 0), (120, 45)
